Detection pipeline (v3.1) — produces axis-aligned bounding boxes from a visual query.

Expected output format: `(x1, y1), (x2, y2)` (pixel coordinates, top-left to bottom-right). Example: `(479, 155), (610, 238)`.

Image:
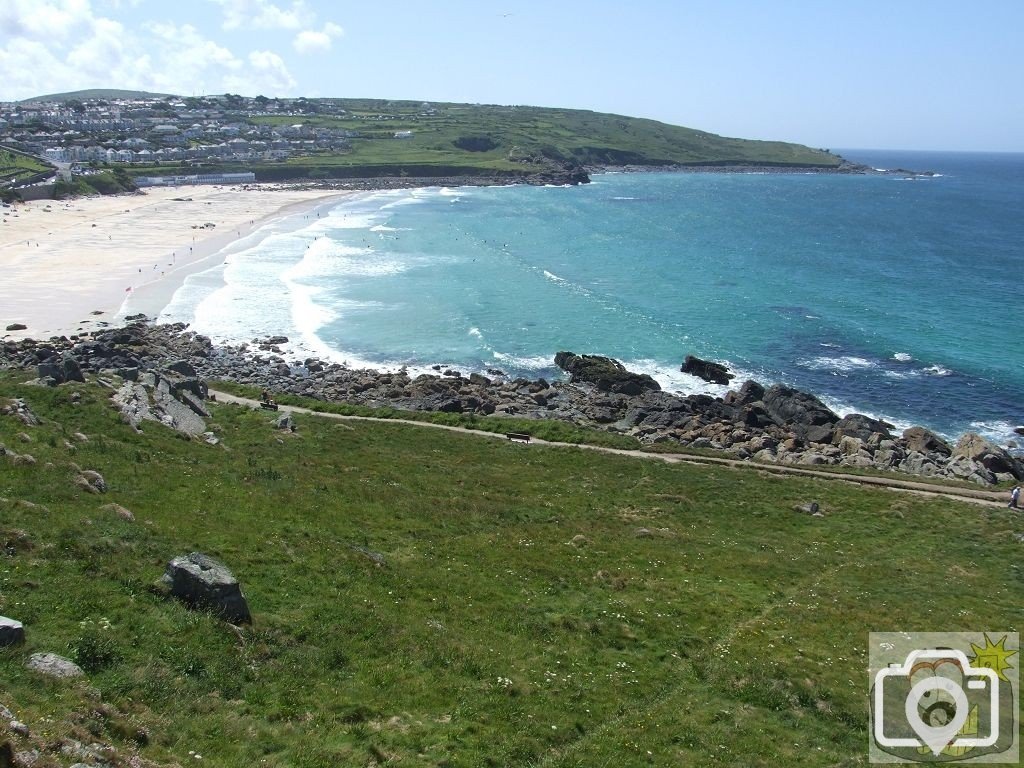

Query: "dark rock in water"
(762, 385), (839, 440)
(162, 552), (251, 624)
(1014, 426), (1024, 437)
(263, 336), (289, 346)
(0, 616), (25, 647)
(681, 355), (734, 385)
(124, 313), (148, 322)
(554, 351), (660, 395)
(903, 426), (952, 457)
(5, 323), (27, 331)
(833, 413), (893, 443)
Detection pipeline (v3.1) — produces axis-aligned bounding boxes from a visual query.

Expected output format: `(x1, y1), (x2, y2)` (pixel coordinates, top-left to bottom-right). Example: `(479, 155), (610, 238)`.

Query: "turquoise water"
(162, 150), (1024, 445)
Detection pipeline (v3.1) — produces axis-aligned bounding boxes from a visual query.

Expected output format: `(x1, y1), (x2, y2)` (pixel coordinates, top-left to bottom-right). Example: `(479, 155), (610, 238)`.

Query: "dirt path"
(209, 389), (1011, 509)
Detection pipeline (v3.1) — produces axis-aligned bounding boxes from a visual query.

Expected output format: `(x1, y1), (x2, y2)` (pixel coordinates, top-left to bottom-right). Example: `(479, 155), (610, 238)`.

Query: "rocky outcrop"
(162, 553), (251, 624)
(762, 385), (840, 442)
(554, 352), (660, 395)
(681, 355), (733, 385)
(903, 426), (952, 456)
(2, 322), (1021, 485)
(952, 433), (1023, 480)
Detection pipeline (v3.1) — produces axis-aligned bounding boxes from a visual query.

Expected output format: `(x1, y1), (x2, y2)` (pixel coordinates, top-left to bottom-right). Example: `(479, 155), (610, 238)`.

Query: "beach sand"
(0, 185), (351, 340)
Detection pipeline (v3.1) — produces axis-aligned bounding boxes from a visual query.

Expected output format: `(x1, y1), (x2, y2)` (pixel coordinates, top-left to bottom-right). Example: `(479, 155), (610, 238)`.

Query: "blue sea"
(160, 150), (1024, 446)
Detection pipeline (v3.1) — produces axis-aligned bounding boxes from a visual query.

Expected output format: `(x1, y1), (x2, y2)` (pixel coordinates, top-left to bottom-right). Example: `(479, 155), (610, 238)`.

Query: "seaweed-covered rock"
(681, 355), (734, 385)
(554, 352), (660, 395)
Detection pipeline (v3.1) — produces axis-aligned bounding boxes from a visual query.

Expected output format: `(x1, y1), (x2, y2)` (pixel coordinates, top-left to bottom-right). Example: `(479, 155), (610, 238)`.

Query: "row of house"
(0, 94), (356, 170)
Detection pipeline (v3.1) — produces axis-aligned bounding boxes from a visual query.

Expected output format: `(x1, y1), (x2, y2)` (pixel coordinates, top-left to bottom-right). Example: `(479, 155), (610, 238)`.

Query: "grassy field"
(0, 148), (51, 186)
(1, 372), (1019, 767)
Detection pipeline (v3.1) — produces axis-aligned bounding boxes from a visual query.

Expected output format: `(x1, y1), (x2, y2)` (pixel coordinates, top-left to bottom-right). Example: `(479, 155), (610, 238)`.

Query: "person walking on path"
(1011, 485), (1021, 509)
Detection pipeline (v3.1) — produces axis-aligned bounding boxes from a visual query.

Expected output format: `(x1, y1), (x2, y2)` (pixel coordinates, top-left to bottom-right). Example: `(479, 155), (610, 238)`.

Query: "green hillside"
(246, 99), (841, 179)
(19, 89), (173, 104)
(0, 147), (51, 186)
(1, 373), (1018, 766)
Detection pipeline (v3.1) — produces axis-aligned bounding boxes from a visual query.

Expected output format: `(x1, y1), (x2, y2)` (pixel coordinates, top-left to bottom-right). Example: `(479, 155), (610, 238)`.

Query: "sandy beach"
(0, 185), (351, 340)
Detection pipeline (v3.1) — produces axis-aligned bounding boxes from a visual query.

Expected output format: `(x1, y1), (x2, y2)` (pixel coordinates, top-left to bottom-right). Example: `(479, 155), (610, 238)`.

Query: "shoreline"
(2, 321), (1021, 487)
(0, 184), (354, 341)
(117, 191), (355, 325)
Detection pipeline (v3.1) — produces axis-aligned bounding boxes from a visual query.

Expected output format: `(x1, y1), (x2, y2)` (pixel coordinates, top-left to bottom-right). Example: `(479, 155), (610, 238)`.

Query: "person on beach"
(1011, 485), (1021, 510)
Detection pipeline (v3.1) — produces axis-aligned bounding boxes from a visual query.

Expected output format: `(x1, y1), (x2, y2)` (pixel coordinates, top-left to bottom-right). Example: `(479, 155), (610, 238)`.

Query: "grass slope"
(2, 374), (1018, 767)
(0, 148), (51, 186)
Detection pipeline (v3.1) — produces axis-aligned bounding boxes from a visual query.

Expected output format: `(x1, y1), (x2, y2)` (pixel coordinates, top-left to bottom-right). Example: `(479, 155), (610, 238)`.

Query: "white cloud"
(210, 0), (314, 31)
(0, 1), (301, 99)
(292, 21), (343, 54)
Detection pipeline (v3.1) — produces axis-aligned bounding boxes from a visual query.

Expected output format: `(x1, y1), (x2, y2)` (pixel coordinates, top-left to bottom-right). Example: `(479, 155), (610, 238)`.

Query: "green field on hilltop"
(2, 372), (1018, 767)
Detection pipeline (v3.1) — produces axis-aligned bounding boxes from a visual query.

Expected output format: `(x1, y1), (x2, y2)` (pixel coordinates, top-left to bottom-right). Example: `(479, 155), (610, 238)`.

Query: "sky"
(1, 0), (1022, 152)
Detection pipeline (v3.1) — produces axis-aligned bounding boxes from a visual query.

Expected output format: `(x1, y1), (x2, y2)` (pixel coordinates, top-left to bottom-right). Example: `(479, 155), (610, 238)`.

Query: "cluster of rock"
(2, 321), (1022, 485)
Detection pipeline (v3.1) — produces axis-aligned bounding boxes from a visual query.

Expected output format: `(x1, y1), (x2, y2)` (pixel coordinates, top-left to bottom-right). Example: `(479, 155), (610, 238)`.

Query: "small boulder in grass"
(25, 652), (84, 679)
(0, 616), (25, 647)
(100, 503), (135, 522)
(162, 553), (251, 624)
(74, 470), (107, 494)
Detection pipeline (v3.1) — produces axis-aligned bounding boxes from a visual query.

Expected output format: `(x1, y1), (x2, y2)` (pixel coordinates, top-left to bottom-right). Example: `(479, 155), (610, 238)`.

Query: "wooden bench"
(259, 401), (279, 411)
(506, 432), (531, 443)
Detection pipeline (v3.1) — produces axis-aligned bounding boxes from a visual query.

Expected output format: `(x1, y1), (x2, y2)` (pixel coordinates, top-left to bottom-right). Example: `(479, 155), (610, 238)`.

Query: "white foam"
(922, 364), (953, 377)
(893, 352), (913, 362)
(817, 394), (918, 435)
(490, 351), (557, 371)
(968, 420), (1022, 450)
(613, 196), (638, 200)
(800, 355), (878, 372)
(369, 224), (410, 232)
(468, 327), (483, 339)
(543, 270), (567, 283)
(380, 196), (427, 209)
(288, 239), (409, 279)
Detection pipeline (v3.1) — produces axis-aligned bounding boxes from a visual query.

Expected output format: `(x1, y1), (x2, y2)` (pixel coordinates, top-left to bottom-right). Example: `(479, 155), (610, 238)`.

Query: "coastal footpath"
(2, 321), (1021, 488)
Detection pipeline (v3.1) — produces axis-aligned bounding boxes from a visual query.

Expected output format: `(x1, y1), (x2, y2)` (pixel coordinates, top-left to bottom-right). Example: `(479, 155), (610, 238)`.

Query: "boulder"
(762, 385), (839, 439)
(5, 323), (27, 331)
(833, 413), (893, 442)
(162, 552), (251, 624)
(166, 360), (197, 377)
(554, 352), (660, 395)
(681, 355), (734, 385)
(0, 617), (25, 647)
(25, 652), (84, 679)
(902, 426), (952, 457)
(952, 433), (1023, 479)
(724, 379), (765, 407)
(61, 353), (85, 383)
